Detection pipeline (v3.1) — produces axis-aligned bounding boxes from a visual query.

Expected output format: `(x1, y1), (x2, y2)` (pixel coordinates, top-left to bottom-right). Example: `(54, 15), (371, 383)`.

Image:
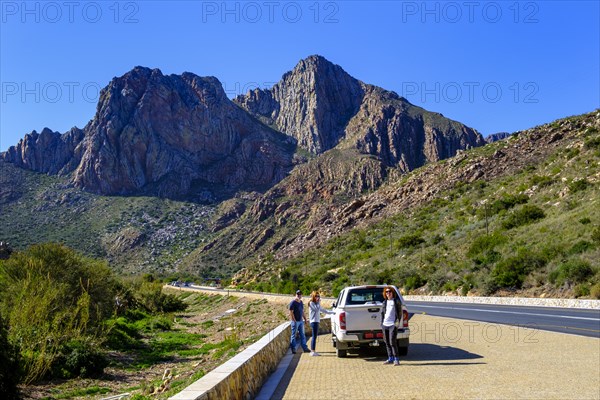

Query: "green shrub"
(574, 284), (590, 298)
(460, 274), (476, 296)
(501, 205), (546, 229)
(591, 226), (600, 244)
(488, 194), (529, 215)
(430, 234), (444, 245)
(403, 274), (426, 291)
(584, 136), (600, 150)
(530, 175), (554, 188)
(133, 281), (188, 313)
(125, 309), (151, 322)
(348, 231), (374, 251)
(564, 148), (580, 159)
(590, 283), (600, 299)
(467, 233), (507, 258)
(104, 317), (143, 350)
(51, 339), (108, 379)
(579, 217), (592, 225)
(323, 272), (339, 282)
(471, 250), (502, 267)
(549, 259), (594, 286)
(492, 251), (546, 288)
(201, 320), (214, 329)
(568, 240), (595, 255)
(442, 281), (459, 292)
(568, 179), (589, 193)
(396, 234), (425, 249)
(138, 315), (173, 332)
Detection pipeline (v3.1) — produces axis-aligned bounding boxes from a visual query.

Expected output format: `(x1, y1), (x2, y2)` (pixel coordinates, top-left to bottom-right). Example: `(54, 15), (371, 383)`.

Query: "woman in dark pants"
(308, 291), (334, 356)
(380, 286), (402, 365)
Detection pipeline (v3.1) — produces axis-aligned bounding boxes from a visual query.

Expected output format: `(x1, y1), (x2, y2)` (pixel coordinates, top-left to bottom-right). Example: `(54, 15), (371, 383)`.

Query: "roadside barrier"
(168, 317), (330, 400)
(169, 321), (290, 400)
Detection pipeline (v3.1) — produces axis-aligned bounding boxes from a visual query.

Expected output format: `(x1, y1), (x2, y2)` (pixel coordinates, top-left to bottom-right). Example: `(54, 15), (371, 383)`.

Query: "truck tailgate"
(343, 303), (382, 331)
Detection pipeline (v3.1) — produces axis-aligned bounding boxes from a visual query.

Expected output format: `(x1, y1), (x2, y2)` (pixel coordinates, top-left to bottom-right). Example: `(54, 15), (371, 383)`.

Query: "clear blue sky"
(1, 1), (598, 151)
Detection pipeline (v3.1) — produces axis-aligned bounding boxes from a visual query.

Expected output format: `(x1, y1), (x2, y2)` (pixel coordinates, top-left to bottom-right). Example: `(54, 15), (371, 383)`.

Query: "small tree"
(0, 243), (120, 383)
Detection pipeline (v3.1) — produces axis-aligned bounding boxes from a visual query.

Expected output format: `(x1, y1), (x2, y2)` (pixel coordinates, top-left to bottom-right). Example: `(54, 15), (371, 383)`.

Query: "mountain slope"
(230, 110), (600, 298)
(0, 159), (214, 274)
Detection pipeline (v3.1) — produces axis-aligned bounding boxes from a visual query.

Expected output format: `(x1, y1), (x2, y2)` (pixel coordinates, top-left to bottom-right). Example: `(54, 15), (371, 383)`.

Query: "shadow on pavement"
(359, 343), (484, 365)
(406, 343), (484, 361)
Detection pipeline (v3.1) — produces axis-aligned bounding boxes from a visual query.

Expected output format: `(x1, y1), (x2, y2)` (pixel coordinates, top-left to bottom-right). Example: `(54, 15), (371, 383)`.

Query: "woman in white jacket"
(308, 291), (334, 356)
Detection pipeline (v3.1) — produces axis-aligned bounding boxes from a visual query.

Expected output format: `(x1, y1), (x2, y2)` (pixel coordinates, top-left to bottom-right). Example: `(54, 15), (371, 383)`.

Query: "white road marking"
(412, 305), (600, 321)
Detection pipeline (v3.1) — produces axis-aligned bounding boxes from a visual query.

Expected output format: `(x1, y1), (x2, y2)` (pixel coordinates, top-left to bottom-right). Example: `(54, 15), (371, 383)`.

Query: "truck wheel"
(336, 348), (347, 358)
(398, 346), (408, 356)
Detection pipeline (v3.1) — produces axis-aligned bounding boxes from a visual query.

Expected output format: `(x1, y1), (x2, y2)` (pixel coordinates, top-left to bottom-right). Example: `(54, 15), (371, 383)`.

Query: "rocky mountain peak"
(72, 67), (295, 198)
(3, 66), (296, 199)
(235, 55), (365, 154)
(236, 55), (484, 170)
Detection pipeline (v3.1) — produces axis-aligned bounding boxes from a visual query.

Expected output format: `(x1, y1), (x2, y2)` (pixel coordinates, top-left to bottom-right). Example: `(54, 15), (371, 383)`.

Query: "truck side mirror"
(332, 301), (337, 308)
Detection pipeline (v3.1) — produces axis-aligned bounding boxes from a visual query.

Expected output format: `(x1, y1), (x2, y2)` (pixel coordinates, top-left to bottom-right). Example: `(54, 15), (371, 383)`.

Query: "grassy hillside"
(233, 111), (600, 298)
(0, 162), (215, 275)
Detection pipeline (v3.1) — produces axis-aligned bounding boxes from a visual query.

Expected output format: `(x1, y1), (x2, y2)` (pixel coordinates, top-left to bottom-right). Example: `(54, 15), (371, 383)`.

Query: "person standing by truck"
(308, 291), (334, 356)
(289, 290), (310, 354)
(381, 286), (402, 365)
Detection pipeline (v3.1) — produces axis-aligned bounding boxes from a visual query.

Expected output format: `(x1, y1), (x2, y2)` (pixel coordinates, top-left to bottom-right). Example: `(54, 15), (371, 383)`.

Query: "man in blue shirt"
(289, 290), (310, 354)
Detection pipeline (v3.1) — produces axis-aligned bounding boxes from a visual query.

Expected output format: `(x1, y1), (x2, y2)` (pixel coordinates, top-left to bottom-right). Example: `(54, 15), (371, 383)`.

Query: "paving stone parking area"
(273, 314), (600, 400)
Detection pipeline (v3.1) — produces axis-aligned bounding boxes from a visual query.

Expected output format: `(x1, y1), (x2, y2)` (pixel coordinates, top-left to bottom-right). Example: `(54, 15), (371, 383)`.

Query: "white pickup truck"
(330, 285), (410, 358)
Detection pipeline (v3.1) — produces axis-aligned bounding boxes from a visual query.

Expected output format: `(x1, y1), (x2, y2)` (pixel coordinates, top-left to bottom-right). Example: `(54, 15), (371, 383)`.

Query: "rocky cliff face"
(2, 127), (84, 175)
(235, 55), (364, 155)
(486, 132), (512, 143)
(3, 67), (297, 199)
(71, 67), (296, 197)
(236, 55), (485, 171)
(343, 85), (484, 172)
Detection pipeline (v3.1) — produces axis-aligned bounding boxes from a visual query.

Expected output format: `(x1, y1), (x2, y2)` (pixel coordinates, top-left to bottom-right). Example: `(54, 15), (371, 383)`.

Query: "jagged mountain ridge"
(234, 55), (365, 154)
(3, 127), (84, 175)
(236, 55), (485, 172)
(3, 55), (484, 201)
(4, 67), (297, 199)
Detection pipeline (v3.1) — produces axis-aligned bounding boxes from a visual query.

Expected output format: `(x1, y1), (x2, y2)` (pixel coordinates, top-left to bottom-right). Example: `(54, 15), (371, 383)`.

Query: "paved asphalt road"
(405, 301), (600, 338)
(180, 285), (600, 338)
